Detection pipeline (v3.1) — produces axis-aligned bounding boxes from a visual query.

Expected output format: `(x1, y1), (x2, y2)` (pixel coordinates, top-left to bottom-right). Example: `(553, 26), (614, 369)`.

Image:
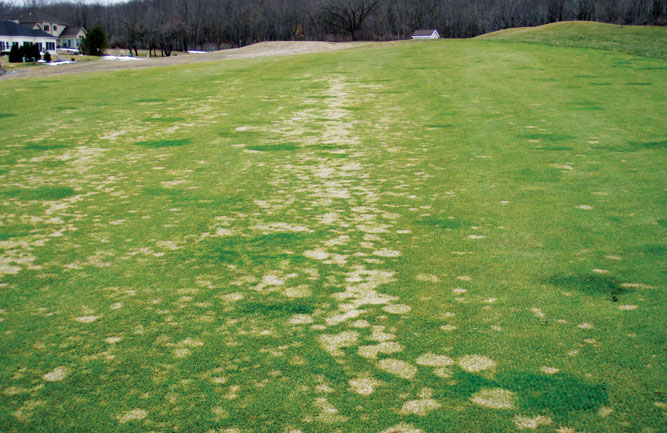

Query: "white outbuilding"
(411, 29), (440, 39)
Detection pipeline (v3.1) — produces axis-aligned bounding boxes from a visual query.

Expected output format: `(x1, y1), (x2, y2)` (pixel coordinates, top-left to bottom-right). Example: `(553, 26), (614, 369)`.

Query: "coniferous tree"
(8, 44), (22, 63)
(23, 43), (41, 62)
(81, 25), (108, 56)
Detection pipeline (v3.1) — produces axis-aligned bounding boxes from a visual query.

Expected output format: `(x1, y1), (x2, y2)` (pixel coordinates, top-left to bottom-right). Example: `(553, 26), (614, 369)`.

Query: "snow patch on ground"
(102, 55), (145, 62)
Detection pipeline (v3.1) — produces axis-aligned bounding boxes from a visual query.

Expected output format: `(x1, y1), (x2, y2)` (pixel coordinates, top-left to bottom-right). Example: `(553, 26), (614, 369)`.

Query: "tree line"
(2, 0), (665, 55)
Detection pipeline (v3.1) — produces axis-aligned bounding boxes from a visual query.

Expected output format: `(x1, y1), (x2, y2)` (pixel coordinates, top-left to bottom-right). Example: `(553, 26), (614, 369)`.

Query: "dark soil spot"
(524, 133), (574, 142)
(2, 186), (76, 201)
(142, 117), (185, 123)
(545, 273), (628, 299)
(25, 143), (68, 151)
(628, 140), (666, 149)
(536, 146), (574, 151)
(239, 301), (314, 316)
(246, 143), (299, 152)
(136, 139), (191, 147)
(417, 217), (473, 230)
(500, 372), (607, 416)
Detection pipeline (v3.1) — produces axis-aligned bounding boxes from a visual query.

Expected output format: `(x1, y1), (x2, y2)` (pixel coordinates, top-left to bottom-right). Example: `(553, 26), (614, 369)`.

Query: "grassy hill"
(477, 21), (667, 59)
(0, 22), (665, 433)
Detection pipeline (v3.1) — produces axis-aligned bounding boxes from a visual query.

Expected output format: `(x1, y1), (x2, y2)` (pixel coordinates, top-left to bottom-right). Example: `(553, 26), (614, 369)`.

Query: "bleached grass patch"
(470, 388), (515, 409)
(75, 315), (99, 323)
(349, 374), (383, 395)
(373, 248), (401, 257)
(514, 415), (552, 430)
(285, 285), (312, 298)
(382, 304), (411, 314)
(400, 398), (441, 416)
(433, 367), (453, 378)
(416, 273), (439, 283)
(119, 409), (147, 423)
(358, 342), (404, 359)
(458, 355), (496, 372)
(252, 222), (312, 233)
(304, 249), (330, 260)
(42, 366), (68, 382)
(352, 319), (371, 328)
(313, 397), (348, 423)
(380, 424), (424, 433)
(214, 228), (234, 236)
(530, 308), (545, 318)
(256, 274), (284, 290)
(598, 406), (613, 417)
(318, 331), (358, 357)
(0, 264), (21, 275)
(377, 359), (417, 379)
(326, 309), (364, 326)
(289, 314), (314, 325)
(416, 353), (455, 367)
(222, 292), (244, 302)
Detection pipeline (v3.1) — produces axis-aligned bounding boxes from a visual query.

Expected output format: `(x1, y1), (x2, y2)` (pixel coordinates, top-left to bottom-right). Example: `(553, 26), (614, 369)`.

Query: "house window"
(46, 42), (55, 51)
(53, 25), (57, 31)
(44, 25), (49, 32)
(0, 41), (5, 50)
(37, 42), (43, 52)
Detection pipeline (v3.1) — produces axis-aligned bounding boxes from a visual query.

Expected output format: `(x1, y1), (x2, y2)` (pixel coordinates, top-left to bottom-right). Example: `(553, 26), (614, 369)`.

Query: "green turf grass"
(0, 23), (665, 433)
(477, 21), (667, 59)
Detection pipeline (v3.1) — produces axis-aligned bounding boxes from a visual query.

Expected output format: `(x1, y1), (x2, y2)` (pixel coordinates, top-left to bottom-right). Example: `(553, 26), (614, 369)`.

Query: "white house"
(7, 10), (68, 38)
(2, 10), (86, 51)
(411, 29), (440, 39)
(0, 20), (57, 55)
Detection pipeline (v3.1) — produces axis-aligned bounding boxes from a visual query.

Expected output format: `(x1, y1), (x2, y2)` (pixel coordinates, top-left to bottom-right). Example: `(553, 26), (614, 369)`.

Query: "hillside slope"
(477, 21), (667, 59)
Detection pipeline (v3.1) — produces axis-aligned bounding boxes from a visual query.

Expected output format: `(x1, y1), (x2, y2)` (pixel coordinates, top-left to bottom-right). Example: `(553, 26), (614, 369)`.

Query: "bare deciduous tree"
(321, 0), (381, 39)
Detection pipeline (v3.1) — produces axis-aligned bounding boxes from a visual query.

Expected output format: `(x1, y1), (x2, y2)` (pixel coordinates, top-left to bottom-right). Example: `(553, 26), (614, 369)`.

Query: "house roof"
(412, 29), (438, 36)
(0, 20), (55, 38)
(60, 26), (85, 37)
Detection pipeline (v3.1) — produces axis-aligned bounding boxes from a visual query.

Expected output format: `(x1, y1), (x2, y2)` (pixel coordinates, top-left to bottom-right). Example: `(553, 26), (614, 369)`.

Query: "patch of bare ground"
(1, 41), (369, 81)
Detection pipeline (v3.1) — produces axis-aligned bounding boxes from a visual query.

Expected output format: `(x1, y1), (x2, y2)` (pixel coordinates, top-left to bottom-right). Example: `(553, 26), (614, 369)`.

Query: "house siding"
(0, 34), (57, 54)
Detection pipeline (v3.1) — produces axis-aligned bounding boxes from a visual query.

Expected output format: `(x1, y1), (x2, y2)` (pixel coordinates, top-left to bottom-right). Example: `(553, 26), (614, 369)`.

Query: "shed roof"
(0, 20), (55, 38)
(412, 29), (438, 36)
